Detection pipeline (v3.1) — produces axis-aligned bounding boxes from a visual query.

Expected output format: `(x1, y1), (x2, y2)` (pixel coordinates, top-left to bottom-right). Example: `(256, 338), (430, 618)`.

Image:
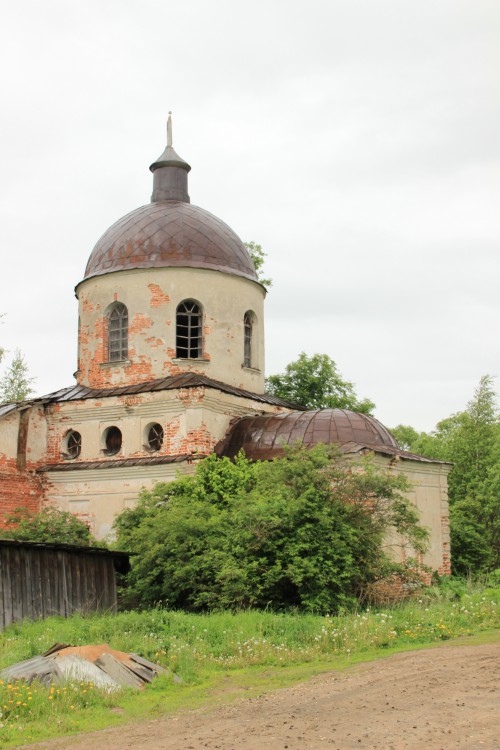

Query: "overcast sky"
(0, 0), (498, 432)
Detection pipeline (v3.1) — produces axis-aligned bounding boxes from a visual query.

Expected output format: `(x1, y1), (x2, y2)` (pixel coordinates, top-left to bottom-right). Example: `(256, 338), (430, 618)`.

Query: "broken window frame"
(176, 299), (202, 359)
(146, 423), (164, 452)
(64, 430), (82, 459)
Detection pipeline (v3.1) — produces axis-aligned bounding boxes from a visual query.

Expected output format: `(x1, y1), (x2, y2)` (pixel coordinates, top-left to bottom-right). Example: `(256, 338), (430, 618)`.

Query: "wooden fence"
(0, 540), (130, 630)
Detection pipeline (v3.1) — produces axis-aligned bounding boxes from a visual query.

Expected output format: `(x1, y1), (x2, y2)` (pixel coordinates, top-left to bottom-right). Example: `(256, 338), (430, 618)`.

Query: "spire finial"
(167, 111), (173, 147)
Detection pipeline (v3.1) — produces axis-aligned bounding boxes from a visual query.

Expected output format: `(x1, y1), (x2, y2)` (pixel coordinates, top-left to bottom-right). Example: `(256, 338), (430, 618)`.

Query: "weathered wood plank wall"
(0, 542), (129, 630)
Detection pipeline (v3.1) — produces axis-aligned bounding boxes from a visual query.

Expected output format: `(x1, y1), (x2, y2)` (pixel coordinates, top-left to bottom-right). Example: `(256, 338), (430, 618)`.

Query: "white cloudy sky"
(0, 0), (498, 432)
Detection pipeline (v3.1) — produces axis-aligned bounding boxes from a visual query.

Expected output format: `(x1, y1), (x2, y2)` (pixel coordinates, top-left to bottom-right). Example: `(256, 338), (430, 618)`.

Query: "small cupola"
(149, 113), (191, 203)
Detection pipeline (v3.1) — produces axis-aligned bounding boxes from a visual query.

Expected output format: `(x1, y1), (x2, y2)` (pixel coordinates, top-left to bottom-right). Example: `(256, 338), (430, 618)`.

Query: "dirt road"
(25, 642), (499, 750)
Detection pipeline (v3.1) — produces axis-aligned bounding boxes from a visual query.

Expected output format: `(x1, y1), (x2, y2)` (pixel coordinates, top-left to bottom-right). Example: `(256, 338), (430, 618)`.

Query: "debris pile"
(0, 643), (175, 691)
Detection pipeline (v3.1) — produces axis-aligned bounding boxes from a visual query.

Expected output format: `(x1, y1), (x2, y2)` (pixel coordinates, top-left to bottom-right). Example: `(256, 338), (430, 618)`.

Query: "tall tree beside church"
(392, 376), (500, 574)
(0, 349), (36, 404)
(266, 352), (375, 414)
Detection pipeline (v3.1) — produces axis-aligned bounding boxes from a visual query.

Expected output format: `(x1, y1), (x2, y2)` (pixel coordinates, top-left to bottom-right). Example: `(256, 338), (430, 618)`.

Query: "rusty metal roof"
(216, 409), (398, 460)
(214, 409), (449, 464)
(82, 201), (258, 284)
(37, 453), (192, 472)
(0, 373), (297, 419)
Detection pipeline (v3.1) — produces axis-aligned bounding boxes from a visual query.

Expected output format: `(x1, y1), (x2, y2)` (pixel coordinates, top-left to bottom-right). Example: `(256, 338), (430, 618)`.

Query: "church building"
(0, 120), (451, 576)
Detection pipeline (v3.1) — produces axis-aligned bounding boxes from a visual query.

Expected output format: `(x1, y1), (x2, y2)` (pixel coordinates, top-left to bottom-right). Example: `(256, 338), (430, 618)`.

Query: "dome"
(216, 409), (398, 460)
(82, 117), (258, 284)
(83, 201), (257, 282)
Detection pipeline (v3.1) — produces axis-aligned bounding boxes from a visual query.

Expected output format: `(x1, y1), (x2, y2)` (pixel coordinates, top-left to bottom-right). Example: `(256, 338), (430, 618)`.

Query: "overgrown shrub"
(115, 446), (428, 613)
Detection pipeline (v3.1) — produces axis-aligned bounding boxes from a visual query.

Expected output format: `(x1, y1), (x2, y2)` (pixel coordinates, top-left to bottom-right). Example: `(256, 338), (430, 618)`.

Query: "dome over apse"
(83, 115), (257, 284)
(216, 409), (399, 460)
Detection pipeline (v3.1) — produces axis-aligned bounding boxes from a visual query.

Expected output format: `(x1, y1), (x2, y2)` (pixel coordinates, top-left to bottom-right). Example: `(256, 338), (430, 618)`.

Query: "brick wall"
(0, 455), (44, 528)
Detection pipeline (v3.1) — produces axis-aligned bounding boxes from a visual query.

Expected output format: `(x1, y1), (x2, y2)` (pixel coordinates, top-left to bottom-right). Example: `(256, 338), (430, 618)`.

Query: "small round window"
(64, 431), (81, 459)
(104, 426), (122, 456)
(147, 423), (164, 452)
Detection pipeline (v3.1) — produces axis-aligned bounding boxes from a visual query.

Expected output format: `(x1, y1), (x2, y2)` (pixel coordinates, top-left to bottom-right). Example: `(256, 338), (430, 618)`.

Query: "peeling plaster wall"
(35, 387), (287, 539)
(44, 462), (193, 540)
(43, 388), (284, 463)
(76, 267), (266, 392)
(0, 392), (451, 577)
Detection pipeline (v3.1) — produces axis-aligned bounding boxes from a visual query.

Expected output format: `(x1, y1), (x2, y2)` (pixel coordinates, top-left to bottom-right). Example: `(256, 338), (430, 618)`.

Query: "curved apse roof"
(216, 409), (399, 460)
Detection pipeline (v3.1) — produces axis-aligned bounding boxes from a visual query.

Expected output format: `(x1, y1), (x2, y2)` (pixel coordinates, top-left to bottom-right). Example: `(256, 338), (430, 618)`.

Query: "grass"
(0, 581), (498, 747)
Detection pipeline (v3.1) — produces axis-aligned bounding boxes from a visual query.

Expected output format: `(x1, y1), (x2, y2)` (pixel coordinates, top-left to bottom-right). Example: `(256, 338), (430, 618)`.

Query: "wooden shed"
(0, 539), (130, 630)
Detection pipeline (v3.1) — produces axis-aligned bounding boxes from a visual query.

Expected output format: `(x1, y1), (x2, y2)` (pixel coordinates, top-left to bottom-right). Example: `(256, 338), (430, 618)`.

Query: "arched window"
(145, 423), (164, 452)
(176, 300), (202, 358)
(243, 311), (253, 368)
(63, 430), (82, 459)
(102, 426), (122, 456)
(108, 303), (128, 362)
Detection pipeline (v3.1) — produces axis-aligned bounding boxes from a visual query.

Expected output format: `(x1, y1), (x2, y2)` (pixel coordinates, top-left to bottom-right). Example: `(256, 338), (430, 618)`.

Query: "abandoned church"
(0, 121), (451, 576)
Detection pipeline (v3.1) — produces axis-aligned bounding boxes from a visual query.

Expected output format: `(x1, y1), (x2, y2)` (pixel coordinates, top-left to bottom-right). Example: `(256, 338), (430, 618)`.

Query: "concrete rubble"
(0, 643), (175, 691)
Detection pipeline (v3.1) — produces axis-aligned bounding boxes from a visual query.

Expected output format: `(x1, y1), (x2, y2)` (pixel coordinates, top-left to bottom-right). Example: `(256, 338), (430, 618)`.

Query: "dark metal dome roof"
(216, 409), (398, 460)
(83, 201), (257, 282)
(82, 119), (258, 284)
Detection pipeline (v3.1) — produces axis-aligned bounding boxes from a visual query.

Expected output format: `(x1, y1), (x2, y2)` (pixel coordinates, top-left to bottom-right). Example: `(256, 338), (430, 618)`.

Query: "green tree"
(114, 446), (427, 613)
(2, 506), (96, 546)
(0, 349), (35, 403)
(390, 424), (421, 451)
(266, 352), (375, 413)
(245, 241), (272, 288)
(392, 376), (500, 575)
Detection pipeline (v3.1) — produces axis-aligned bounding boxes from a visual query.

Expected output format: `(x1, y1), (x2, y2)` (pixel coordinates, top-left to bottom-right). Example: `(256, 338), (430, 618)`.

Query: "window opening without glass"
(147, 423), (164, 452)
(104, 426), (122, 455)
(176, 300), (201, 358)
(108, 303), (128, 362)
(65, 431), (81, 459)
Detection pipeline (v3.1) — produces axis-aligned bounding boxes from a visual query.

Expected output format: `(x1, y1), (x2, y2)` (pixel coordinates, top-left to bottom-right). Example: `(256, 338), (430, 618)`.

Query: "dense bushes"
(115, 446), (428, 613)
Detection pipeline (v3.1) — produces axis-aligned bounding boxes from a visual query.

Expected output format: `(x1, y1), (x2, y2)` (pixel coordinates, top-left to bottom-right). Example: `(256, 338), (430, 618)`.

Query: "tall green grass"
(0, 582), (498, 746)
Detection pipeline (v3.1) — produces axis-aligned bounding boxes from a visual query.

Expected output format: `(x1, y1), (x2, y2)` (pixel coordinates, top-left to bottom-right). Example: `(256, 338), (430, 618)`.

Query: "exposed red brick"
(148, 283), (170, 307)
